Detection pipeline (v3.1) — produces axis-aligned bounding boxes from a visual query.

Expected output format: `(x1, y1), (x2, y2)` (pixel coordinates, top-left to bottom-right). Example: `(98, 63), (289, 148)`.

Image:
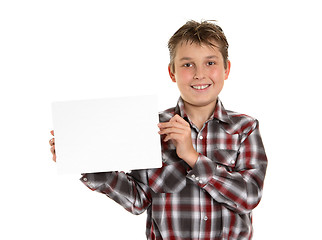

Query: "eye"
(183, 63), (193, 67)
(207, 61), (216, 66)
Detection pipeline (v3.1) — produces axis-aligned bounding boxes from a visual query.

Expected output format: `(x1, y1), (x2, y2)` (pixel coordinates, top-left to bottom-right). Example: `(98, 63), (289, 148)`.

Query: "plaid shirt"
(80, 97), (267, 240)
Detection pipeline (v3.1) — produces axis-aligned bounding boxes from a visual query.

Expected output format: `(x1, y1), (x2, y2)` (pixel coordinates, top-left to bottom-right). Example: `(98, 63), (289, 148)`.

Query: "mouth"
(191, 84), (211, 90)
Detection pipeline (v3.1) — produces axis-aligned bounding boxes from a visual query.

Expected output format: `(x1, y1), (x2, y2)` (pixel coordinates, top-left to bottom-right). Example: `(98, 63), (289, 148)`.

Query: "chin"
(185, 97), (218, 108)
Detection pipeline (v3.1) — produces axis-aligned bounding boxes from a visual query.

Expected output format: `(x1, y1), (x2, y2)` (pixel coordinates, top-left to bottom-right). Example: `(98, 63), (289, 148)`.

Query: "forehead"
(175, 41), (221, 59)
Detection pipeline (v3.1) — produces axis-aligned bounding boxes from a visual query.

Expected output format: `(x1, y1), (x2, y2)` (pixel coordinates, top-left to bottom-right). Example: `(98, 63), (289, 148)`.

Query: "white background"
(1, 0), (321, 239)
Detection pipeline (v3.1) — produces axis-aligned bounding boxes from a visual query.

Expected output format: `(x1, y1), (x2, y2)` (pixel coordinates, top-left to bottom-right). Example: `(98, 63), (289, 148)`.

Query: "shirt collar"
(176, 97), (188, 119)
(212, 98), (233, 124)
(175, 97), (233, 125)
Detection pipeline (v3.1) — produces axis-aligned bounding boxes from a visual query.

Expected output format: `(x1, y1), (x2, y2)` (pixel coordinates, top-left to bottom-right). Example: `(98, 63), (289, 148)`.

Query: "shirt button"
(203, 216), (208, 221)
(199, 135), (203, 140)
(191, 174), (196, 179)
(231, 160), (235, 164)
(83, 177), (88, 182)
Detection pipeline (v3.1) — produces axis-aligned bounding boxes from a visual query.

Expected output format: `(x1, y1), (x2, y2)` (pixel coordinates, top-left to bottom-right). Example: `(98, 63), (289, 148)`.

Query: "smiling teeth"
(192, 85), (209, 90)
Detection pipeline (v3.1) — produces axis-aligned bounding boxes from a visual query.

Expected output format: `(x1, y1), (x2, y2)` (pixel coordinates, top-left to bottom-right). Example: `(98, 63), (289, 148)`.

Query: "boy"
(50, 20), (267, 240)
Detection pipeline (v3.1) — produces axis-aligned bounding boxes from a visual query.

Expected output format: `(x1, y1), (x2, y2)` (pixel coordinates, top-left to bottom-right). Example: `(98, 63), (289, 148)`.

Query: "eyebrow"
(206, 55), (219, 59)
(179, 55), (219, 61)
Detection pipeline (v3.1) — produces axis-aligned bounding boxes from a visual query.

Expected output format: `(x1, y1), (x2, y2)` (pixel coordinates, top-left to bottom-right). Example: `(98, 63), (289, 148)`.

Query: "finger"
(49, 138), (55, 146)
(158, 126), (186, 136)
(158, 121), (187, 131)
(163, 133), (173, 142)
(50, 146), (56, 162)
(163, 133), (182, 143)
(50, 130), (54, 136)
(170, 114), (190, 126)
(158, 115), (189, 129)
(50, 145), (55, 154)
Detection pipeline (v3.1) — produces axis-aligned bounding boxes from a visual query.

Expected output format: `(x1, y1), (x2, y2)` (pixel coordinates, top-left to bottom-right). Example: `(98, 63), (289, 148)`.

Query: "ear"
(224, 60), (231, 80)
(168, 64), (176, 83)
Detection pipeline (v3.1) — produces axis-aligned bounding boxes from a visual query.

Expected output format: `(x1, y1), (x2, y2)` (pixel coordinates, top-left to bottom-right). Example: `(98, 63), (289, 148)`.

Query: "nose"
(193, 65), (205, 80)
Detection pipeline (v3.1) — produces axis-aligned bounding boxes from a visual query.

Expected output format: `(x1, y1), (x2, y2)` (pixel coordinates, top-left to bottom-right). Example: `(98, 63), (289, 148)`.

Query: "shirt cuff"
(186, 154), (217, 187)
(80, 172), (115, 192)
(80, 173), (96, 190)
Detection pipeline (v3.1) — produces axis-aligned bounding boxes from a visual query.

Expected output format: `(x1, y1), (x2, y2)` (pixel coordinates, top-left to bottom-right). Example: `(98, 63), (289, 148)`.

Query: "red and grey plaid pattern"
(81, 97), (267, 240)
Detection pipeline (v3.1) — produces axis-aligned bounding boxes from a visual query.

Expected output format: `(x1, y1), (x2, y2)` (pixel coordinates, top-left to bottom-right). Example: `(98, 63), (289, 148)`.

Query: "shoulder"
(224, 109), (259, 135)
(158, 106), (176, 123)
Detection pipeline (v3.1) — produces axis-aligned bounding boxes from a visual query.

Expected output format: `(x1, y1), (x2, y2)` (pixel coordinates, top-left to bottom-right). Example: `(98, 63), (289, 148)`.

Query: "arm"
(158, 117), (267, 214)
(49, 131), (151, 215)
(80, 170), (151, 215)
(187, 120), (267, 214)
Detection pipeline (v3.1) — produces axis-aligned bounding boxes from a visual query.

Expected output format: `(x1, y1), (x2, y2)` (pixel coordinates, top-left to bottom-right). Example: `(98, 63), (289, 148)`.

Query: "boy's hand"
(158, 115), (198, 168)
(49, 130), (56, 162)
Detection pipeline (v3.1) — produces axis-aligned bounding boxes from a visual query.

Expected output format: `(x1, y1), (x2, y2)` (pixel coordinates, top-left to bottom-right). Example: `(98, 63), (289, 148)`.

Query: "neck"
(183, 100), (217, 130)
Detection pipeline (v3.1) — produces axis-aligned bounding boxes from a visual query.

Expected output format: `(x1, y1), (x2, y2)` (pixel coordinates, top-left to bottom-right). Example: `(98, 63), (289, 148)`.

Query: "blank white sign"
(52, 95), (162, 174)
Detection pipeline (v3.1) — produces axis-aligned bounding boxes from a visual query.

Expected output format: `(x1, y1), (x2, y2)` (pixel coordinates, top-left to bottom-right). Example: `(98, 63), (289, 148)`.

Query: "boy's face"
(169, 41), (230, 110)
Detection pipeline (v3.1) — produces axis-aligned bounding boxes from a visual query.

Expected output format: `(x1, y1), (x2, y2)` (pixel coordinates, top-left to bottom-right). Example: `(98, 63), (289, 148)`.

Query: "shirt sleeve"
(80, 169), (151, 215)
(187, 119), (268, 214)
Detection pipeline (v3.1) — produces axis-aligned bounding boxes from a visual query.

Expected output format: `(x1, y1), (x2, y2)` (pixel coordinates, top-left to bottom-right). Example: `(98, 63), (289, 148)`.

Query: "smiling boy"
(50, 20), (267, 240)
(158, 35), (231, 168)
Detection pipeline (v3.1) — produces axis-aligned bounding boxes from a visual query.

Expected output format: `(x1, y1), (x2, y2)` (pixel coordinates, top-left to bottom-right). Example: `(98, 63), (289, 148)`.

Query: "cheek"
(209, 68), (225, 82)
(176, 69), (193, 82)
